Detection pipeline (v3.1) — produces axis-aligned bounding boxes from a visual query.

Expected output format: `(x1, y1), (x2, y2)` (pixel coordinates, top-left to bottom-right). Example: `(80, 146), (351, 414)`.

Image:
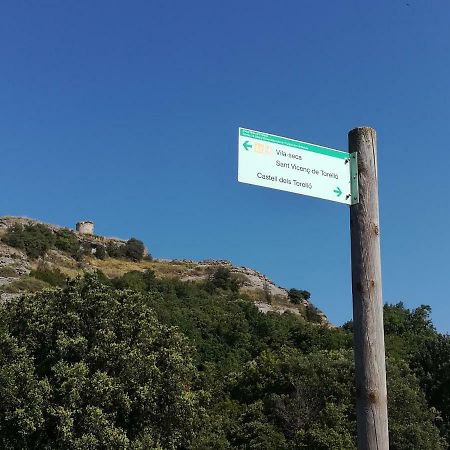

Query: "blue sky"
(1, 1), (449, 333)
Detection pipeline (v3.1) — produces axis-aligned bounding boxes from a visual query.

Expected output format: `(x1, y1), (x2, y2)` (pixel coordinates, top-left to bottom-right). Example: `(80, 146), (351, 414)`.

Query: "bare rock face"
(179, 259), (291, 302)
(0, 242), (31, 286)
(0, 216), (60, 232)
(229, 266), (289, 299)
(254, 301), (302, 316)
(0, 241), (31, 303)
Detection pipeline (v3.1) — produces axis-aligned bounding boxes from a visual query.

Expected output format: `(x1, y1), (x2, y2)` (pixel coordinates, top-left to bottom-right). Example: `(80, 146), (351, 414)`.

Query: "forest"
(1, 265), (449, 449)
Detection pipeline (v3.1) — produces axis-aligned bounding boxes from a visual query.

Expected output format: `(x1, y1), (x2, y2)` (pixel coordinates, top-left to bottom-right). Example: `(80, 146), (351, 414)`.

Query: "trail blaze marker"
(238, 127), (359, 205)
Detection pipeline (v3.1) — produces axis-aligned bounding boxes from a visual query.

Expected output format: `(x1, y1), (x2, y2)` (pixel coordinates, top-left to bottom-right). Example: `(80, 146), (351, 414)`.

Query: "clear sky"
(1, 1), (449, 333)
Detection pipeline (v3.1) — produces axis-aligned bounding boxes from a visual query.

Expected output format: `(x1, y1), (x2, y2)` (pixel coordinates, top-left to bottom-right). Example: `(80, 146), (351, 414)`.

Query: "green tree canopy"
(288, 288), (311, 305)
(208, 267), (239, 292)
(2, 223), (56, 259)
(1, 274), (199, 449)
(0, 268), (447, 449)
(124, 238), (145, 261)
(411, 334), (450, 444)
(54, 228), (80, 257)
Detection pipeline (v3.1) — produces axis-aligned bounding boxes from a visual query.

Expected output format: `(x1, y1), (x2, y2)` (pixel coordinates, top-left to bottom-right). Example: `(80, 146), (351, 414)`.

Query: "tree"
(383, 302), (435, 336)
(124, 238), (145, 261)
(383, 303), (437, 360)
(106, 241), (126, 258)
(229, 349), (357, 449)
(387, 358), (446, 450)
(0, 331), (49, 449)
(208, 267), (239, 292)
(288, 288), (311, 305)
(1, 274), (200, 448)
(411, 334), (450, 444)
(228, 348), (446, 449)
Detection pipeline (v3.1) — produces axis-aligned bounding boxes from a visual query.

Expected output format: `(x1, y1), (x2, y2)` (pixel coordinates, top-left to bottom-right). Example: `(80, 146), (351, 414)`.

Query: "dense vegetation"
(0, 266), (448, 449)
(1, 223), (149, 261)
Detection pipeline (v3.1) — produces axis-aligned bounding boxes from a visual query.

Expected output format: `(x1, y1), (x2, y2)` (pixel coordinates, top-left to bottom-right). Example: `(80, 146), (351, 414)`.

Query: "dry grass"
(86, 257), (195, 279)
(0, 245), (308, 317)
(0, 276), (49, 293)
(28, 252), (81, 279)
(0, 266), (20, 278)
(41, 251), (81, 277)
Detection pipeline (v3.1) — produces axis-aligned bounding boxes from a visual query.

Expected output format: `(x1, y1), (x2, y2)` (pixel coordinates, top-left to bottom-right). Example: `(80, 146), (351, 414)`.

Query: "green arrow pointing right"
(334, 187), (342, 197)
(243, 140), (252, 151)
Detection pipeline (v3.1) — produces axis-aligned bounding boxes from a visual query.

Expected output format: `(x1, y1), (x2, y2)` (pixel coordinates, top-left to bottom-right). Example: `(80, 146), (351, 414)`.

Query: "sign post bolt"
(349, 127), (389, 450)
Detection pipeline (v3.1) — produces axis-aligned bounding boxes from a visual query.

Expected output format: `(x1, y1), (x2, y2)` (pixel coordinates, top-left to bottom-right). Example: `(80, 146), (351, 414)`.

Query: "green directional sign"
(238, 127), (359, 205)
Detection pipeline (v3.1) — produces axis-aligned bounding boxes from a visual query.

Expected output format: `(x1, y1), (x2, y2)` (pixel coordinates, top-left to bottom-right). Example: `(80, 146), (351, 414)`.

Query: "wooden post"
(349, 127), (389, 450)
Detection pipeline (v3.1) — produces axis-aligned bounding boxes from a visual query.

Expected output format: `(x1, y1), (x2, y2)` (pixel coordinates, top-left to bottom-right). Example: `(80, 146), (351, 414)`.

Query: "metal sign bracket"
(350, 152), (359, 205)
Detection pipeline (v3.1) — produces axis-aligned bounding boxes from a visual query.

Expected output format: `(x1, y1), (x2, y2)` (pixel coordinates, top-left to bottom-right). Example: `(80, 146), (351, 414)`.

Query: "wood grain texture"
(349, 127), (389, 450)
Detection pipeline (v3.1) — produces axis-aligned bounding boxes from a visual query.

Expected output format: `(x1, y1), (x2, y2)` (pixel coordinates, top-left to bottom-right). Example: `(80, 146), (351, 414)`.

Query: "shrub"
(92, 269), (113, 286)
(80, 242), (93, 256)
(288, 288), (311, 305)
(1, 276), (49, 293)
(29, 267), (67, 287)
(124, 238), (145, 261)
(305, 304), (323, 323)
(113, 269), (156, 292)
(114, 270), (147, 292)
(94, 244), (106, 260)
(106, 242), (126, 258)
(24, 224), (55, 259)
(208, 267), (239, 292)
(54, 229), (80, 257)
(2, 224), (56, 259)
(2, 224), (25, 249)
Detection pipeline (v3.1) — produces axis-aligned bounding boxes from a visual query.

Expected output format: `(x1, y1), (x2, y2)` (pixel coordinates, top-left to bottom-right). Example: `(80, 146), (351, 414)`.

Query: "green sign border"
(240, 128), (349, 160)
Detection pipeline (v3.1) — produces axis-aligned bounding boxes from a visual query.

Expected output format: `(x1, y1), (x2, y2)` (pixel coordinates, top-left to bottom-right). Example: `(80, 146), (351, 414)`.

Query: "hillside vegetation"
(0, 217), (319, 321)
(0, 217), (448, 449)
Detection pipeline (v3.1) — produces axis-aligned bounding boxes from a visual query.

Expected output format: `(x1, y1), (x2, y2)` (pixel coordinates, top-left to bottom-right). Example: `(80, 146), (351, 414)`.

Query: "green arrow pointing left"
(334, 187), (342, 197)
(243, 140), (252, 151)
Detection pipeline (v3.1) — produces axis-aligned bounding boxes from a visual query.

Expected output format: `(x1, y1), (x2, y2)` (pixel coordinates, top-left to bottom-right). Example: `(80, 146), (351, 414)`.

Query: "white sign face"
(238, 128), (357, 205)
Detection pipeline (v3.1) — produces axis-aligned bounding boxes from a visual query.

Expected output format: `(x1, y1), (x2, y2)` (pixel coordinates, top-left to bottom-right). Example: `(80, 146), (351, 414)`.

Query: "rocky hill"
(0, 216), (327, 322)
